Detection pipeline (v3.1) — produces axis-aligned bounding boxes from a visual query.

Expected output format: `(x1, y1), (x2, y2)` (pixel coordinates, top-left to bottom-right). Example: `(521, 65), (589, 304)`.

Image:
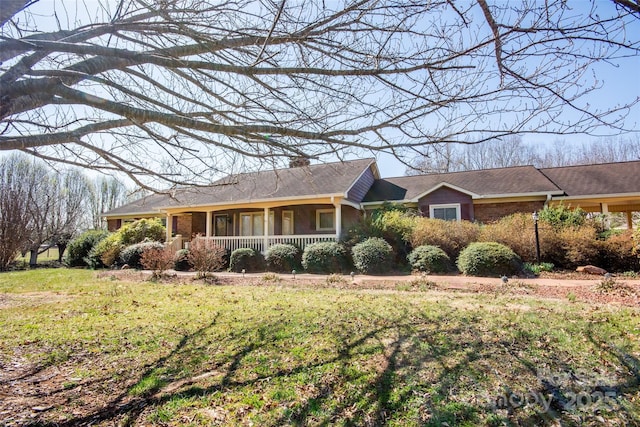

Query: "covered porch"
(549, 195), (640, 229)
(164, 196), (361, 253)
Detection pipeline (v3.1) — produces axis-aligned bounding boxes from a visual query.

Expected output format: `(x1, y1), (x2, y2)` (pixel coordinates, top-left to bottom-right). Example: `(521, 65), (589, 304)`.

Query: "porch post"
(264, 207), (269, 252)
(206, 211), (212, 237)
(600, 203), (610, 229)
(334, 202), (342, 240)
(166, 213), (173, 242)
(627, 211), (633, 230)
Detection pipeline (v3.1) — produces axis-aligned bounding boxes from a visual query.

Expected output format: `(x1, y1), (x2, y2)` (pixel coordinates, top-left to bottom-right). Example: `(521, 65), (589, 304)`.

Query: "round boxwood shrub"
(120, 241), (165, 269)
(229, 248), (265, 273)
(302, 242), (349, 274)
(456, 242), (523, 277)
(174, 249), (192, 271)
(407, 245), (452, 273)
(64, 229), (109, 267)
(351, 237), (394, 274)
(265, 244), (301, 272)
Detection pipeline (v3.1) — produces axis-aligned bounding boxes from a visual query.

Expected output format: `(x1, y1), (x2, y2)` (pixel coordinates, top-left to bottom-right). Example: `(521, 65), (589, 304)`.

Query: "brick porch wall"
(175, 215), (193, 237)
(107, 219), (120, 232)
(474, 201), (546, 223)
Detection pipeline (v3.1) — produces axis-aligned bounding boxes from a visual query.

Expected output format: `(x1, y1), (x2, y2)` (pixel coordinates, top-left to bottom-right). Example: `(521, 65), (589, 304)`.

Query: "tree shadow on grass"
(20, 300), (640, 427)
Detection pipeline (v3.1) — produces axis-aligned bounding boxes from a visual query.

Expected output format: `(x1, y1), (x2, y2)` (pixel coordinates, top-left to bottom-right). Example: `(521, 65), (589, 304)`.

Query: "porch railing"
(199, 234), (339, 253)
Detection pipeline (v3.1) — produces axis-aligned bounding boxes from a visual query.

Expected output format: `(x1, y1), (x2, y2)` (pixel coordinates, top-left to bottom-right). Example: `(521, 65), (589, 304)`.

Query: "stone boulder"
(576, 265), (607, 275)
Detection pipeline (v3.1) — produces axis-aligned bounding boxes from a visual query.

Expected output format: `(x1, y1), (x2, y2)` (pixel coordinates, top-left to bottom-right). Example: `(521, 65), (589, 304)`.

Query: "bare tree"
(49, 170), (92, 261)
(88, 176), (128, 229)
(0, 153), (91, 266)
(409, 135), (640, 174)
(0, 1), (638, 188)
(0, 154), (32, 270)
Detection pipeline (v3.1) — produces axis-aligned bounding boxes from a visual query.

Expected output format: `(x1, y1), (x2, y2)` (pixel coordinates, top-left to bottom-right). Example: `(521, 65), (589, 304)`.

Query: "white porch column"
(264, 207), (270, 252)
(334, 202), (342, 239)
(206, 211), (213, 237)
(166, 213), (173, 242)
(601, 203), (610, 229)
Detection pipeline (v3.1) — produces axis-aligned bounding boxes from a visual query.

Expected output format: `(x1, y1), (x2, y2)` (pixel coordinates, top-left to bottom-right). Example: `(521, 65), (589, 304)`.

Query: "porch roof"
(105, 158), (376, 216)
(540, 161), (640, 197)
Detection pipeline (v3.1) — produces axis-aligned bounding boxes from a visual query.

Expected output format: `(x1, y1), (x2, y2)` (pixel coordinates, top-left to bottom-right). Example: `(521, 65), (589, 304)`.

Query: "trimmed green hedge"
(265, 244), (301, 272)
(229, 248), (264, 273)
(457, 242), (522, 277)
(407, 245), (452, 273)
(302, 242), (349, 274)
(351, 237), (394, 274)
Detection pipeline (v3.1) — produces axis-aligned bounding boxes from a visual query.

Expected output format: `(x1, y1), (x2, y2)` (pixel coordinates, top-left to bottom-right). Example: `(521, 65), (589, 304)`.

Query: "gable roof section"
(363, 165), (562, 202)
(540, 161), (640, 197)
(105, 158), (376, 216)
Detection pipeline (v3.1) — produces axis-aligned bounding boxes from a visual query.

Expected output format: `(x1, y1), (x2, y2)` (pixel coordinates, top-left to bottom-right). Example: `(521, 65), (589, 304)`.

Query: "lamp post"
(532, 211), (541, 264)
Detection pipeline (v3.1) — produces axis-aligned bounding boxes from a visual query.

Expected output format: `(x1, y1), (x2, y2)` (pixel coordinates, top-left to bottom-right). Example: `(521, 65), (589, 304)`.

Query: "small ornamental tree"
(141, 246), (175, 279)
(188, 237), (226, 277)
(120, 241), (165, 269)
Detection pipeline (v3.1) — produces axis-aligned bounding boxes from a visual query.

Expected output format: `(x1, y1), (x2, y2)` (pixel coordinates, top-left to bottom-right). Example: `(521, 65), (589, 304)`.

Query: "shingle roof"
(363, 165), (561, 202)
(105, 158), (375, 216)
(540, 161), (640, 197)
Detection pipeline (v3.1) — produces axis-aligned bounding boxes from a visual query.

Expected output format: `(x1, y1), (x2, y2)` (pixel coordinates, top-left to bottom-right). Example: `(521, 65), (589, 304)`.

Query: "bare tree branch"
(0, 0), (638, 188)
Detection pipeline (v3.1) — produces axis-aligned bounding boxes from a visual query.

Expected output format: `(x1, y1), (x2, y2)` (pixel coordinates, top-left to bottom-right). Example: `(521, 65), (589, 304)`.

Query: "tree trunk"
(57, 243), (67, 263)
(29, 249), (38, 267)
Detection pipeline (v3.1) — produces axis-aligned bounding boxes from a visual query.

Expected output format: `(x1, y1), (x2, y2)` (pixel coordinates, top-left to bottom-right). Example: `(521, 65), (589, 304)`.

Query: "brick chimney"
(289, 156), (311, 168)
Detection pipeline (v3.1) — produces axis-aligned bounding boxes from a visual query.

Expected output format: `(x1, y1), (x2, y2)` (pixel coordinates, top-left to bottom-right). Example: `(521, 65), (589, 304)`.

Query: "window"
(282, 210), (294, 235)
(316, 209), (335, 231)
(214, 215), (229, 236)
(430, 204), (461, 221)
(240, 212), (274, 236)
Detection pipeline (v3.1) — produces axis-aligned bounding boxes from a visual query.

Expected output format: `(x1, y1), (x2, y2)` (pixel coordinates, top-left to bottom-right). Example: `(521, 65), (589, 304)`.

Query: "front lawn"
(0, 269), (639, 426)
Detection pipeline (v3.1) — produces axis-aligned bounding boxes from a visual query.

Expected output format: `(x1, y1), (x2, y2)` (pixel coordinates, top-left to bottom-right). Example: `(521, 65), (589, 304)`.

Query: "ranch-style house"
(104, 158), (640, 252)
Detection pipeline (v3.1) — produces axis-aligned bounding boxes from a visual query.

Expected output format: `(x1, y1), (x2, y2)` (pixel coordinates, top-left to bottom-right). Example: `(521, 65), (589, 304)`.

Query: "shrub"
(188, 238), (226, 275)
(120, 241), (165, 269)
(457, 242), (523, 277)
(523, 262), (554, 276)
(407, 245), (453, 273)
(118, 218), (165, 245)
(174, 249), (192, 271)
(372, 209), (417, 263)
(411, 218), (480, 259)
(538, 204), (586, 229)
(65, 230), (109, 267)
(344, 205), (417, 265)
(265, 244), (301, 272)
(302, 242), (349, 273)
(351, 237), (394, 274)
(479, 213), (537, 262)
(86, 234), (122, 269)
(633, 228), (640, 258)
(229, 248), (264, 273)
(83, 218), (167, 269)
(140, 246), (175, 279)
(540, 224), (600, 269)
(598, 231), (640, 272)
